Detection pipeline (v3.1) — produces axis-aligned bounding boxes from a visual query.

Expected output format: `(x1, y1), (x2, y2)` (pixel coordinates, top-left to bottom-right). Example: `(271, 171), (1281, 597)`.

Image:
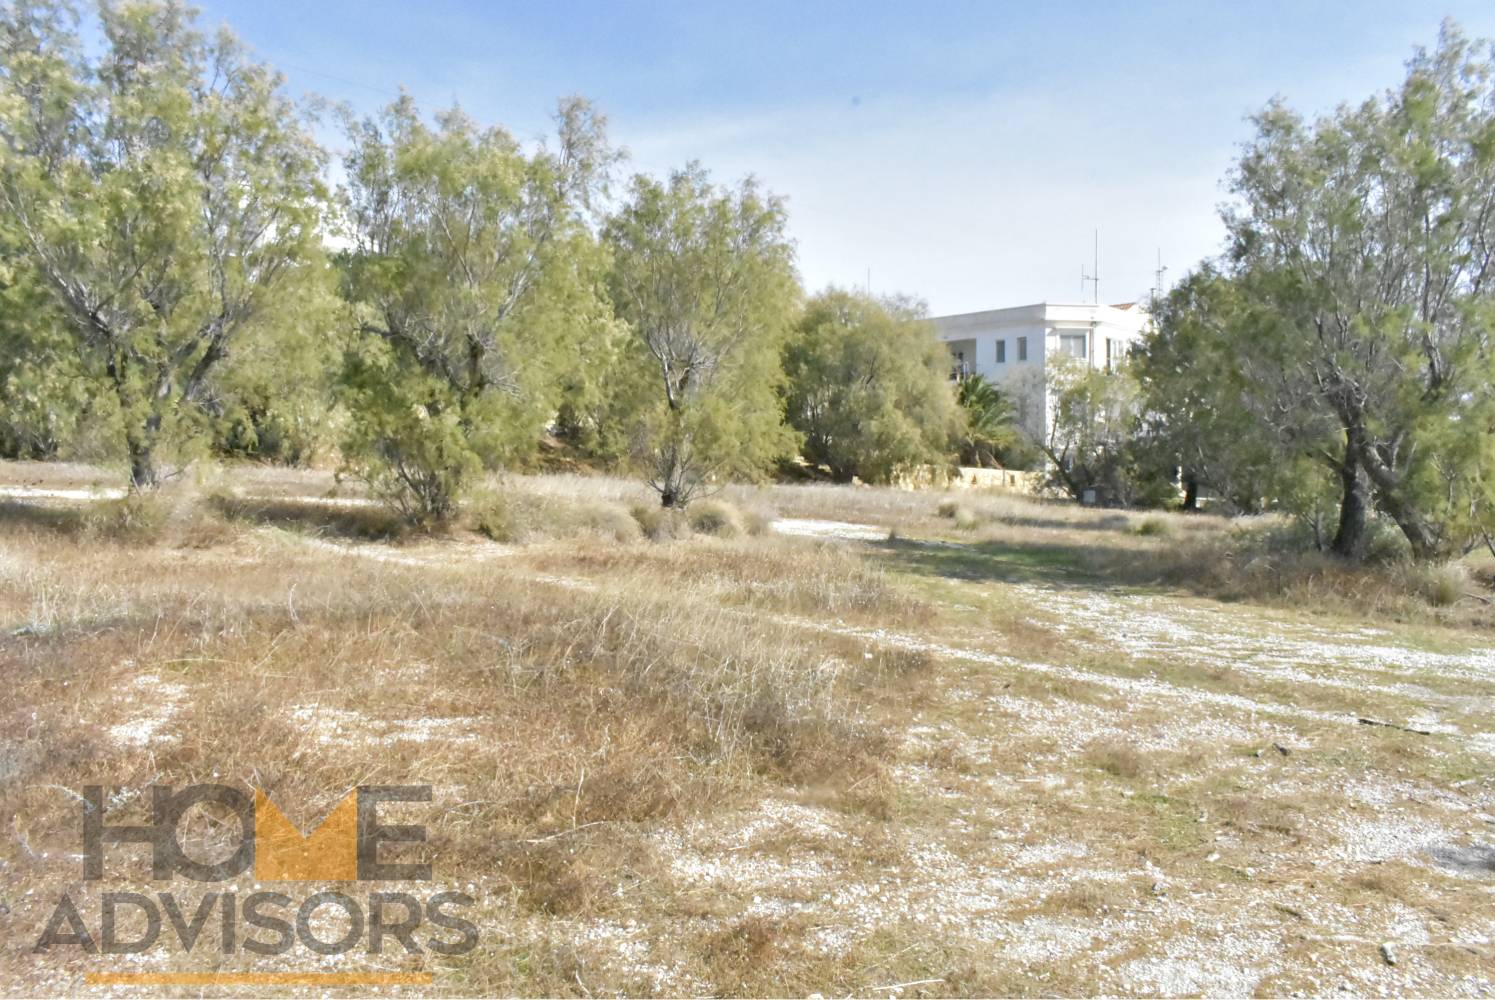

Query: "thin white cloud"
(620, 90), (1234, 313)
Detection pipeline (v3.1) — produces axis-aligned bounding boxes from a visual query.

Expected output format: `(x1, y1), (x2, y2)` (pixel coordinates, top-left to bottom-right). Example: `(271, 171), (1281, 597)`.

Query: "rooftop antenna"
(1150, 248), (1168, 303)
(1080, 229), (1100, 305)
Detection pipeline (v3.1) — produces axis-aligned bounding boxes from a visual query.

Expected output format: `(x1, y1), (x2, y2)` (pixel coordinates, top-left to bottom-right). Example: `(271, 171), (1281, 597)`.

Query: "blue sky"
(198, 1), (1495, 314)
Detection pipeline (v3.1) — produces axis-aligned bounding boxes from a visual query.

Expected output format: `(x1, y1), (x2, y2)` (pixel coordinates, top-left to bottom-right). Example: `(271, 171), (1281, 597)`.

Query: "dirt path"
(543, 526), (1495, 995)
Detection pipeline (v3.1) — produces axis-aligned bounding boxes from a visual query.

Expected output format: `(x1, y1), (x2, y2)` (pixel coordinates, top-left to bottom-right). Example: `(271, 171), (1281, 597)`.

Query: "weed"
(79, 494), (169, 544)
(630, 502), (689, 541)
(1134, 515), (1172, 537)
(688, 500), (745, 538)
(1086, 740), (1150, 781)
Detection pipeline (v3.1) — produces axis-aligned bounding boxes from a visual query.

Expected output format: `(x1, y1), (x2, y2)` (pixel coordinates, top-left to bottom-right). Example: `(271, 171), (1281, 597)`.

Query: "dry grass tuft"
(521, 536), (932, 625)
(1402, 560), (1469, 608)
(1085, 740), (1151, 781)
(1036, 879), (1141, 917)
(629, 502), (690, 542)
(1212, 793), (1304, 838)
(687, 499), (745, 537)
(469, 487), (640, 544)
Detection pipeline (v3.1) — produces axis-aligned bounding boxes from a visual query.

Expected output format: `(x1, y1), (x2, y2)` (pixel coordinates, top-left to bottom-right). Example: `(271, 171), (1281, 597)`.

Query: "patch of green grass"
(1134, 791), (1207, 851)
(873, 536), (1091, 585)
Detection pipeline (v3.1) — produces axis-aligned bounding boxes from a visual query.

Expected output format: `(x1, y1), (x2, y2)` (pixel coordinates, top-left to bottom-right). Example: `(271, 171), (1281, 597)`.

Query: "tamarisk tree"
(1227, 24), (1495, 559)
(0, 0), (327, 487)
(605, 165), (798, 507)
(338, 94), (616, 521)
(783, 289), (960, 483)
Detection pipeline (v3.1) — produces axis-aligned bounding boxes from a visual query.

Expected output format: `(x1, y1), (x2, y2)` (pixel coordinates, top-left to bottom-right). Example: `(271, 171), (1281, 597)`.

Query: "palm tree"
(956, 374), (1022, 467)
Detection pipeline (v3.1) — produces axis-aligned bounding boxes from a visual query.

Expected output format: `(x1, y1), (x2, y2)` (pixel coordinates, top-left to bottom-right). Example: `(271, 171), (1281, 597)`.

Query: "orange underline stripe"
(85, 971), (434, 986)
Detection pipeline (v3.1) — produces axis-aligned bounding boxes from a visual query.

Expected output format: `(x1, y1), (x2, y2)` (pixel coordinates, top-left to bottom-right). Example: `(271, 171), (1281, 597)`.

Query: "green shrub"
(79, 494), (170, 544)
(1365, 519), (1413, 564)
(1410, 562), (1468, 608)
(1134, 516), (1173, 537)
(952, 507), (978, 531)
(936, 498), (961, 518)
(688, 500), (745, 538)
(468, 489), (518, 542)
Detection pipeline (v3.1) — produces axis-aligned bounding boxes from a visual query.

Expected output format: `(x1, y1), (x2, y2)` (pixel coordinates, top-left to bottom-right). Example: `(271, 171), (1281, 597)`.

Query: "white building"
(932, 301), (1150, 439)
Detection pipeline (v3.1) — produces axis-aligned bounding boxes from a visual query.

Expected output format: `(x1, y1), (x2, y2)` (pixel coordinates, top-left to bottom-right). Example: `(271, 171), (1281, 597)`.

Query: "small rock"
(1273, 742), (1291, 756)
(1205, 851), (1221, 863)
(1380, 942), (1397, 966)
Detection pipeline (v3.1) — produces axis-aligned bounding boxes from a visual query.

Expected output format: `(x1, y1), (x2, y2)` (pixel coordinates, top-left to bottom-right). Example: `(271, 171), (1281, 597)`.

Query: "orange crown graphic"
(253, 789), (359, 881)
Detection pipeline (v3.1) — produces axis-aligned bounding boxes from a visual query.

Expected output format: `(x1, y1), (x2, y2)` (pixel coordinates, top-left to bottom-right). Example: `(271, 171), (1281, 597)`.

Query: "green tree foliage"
(1134, 270), (1289, 515)
(782, 289), (960, 483)
(338, 94), (617, 521)
(1226, 24), (1495, 560)
(207, 284), (341, 465)
(0, 0), (329, 487)
(605, 164), (799, 507)
(1041, 356), (1173, 507)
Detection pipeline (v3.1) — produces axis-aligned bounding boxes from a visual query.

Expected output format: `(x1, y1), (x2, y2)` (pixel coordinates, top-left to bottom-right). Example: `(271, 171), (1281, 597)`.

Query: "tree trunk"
(1349, 431), (1446, 561)
(1330, 436), (1368, 559)
(126, 416), (162, 492)
(1180, 471), (1199, 512)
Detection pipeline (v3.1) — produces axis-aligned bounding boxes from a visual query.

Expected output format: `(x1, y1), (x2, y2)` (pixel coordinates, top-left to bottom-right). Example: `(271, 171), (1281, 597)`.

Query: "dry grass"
(0, 474), (920, 994)
(1, 461), (1492, 997)
(808, 484), (1495, 628)
(468, 485), (641, 544)
(519, 535), (931, 625)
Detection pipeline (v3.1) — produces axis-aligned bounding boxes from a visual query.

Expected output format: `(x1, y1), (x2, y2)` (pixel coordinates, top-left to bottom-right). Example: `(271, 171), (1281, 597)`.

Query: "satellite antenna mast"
(1080, 229), (1100, 305)
(1151, 248), (1168, 303)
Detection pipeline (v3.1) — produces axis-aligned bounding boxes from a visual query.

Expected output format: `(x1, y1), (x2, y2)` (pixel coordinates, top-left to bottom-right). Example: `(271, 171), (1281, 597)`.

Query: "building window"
(1105, 338), (1114, 371)
(995, 339), (1006, 364)
(1017, 336), (1027, 361)
(1059, 333), (1087, 359)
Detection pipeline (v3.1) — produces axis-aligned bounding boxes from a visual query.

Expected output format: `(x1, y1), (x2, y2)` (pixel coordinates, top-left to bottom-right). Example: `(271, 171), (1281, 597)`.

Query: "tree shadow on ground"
(978, 511), (1135, 535)
(208, 495), (407, 541)
(0, 499), (86, 535)
(871, 535), (1103, 587)
(869, 533), (1211, 598)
